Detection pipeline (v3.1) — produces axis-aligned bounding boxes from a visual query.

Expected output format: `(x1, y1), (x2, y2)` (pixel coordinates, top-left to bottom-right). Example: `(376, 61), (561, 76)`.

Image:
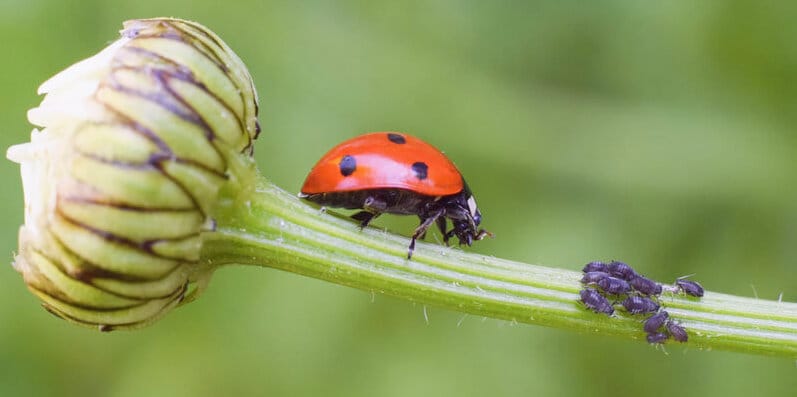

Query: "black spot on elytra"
(339, 155), (357, 176)
(387, 133), (406, 144)
(411, 162), (428, 180)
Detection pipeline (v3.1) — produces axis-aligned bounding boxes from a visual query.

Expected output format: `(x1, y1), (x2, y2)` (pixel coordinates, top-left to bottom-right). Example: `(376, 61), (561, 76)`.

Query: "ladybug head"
(445, 190), (490, 247)
(460, 180), (482, 226)
(458, 186), (492, 245)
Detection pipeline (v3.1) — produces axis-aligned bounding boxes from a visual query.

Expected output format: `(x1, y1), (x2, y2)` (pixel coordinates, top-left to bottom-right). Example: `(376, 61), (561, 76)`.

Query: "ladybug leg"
(352, 195), (389, 229)
(351, 211), (379, 228)
(417, 216), (428, 240)
(445, 229), (457, 244)
(475, 229), (494, 240)
(408, 209), (444, 259)
(436, 217), (450, 246)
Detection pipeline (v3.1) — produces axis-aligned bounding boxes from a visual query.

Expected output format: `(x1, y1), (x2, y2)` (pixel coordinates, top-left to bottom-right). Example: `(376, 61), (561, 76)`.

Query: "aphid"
(643, 311), (670, 334)
(622, 296), (660, 314)
(580, 271), (610, 285)
(646, 332), (669, 344)
(666, 321), (689, 343)
(629, 275), (663, 296)
(580, 288), (615, 315)
(675, 278), (704, 297)
(607, 261), (637, 280)
(582, 261), (609, 273)
(597, 276), (631, 295)
(300, 132), (491, 258)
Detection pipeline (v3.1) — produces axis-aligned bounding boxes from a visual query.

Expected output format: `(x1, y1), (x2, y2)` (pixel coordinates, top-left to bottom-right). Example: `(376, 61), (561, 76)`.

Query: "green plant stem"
(203, 176), (797, 358)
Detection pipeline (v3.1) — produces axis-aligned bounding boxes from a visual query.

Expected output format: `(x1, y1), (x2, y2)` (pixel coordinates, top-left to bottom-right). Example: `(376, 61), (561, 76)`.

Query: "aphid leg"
(408, 209), (444, 259)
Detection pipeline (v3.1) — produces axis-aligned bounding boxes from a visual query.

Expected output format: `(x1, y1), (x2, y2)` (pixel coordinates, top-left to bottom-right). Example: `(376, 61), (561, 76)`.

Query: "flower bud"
(6, 18), (259, 330)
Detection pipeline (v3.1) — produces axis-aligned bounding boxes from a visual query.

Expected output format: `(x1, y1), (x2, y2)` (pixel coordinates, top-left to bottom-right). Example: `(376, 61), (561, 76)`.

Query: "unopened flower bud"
(7, 18), (259, 330)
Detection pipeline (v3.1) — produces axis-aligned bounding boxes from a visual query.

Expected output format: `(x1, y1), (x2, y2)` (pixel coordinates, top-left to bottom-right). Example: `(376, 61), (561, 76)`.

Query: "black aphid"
(580, 288), (615, 315)
(582, 261), (609, 273)
(597, 276), (631, 295)
(675, 278), (704, 297)
(581, 271), (610, 285)
(622, 296), (660, 314)
(666, 321), (688, 343)
(646, 332), (669, 344)
(630, 275), (662, 296)
(643, 311), (669, 334)
(607, 261), (637, 280)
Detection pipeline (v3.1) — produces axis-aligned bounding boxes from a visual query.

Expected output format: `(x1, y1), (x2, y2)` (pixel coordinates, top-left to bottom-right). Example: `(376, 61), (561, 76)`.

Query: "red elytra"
(300, 132), (491, 258)
(301, 132), (464, 196)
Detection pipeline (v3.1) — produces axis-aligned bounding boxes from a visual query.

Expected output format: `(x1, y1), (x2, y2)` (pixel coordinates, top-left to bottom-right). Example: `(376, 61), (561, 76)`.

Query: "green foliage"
(1, 1), (795, 396)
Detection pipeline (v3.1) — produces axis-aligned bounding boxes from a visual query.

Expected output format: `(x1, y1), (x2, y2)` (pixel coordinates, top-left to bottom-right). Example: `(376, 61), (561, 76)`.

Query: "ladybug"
(299, 132), (491, 258)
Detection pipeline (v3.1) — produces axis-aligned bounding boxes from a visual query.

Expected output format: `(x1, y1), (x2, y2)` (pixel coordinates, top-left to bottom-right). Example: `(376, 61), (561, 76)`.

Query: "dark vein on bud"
(37, 282), (187, 324)
(31, 285), (149, 312)
(128, 24), (256, 151)
(95, 95), (172, 154)
(91, 102), (220, 217)
(55, 208), (196, 264)
(33, 246), (189, 304)
(59, 196), (198, 213)
(104, 75), (226, 173)
(118, 45), (251, 153)
(74, 147), (228, 180)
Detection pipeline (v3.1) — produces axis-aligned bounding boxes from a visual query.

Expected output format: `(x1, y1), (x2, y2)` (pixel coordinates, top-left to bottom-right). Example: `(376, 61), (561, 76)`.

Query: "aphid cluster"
(578, 261), (704, 345)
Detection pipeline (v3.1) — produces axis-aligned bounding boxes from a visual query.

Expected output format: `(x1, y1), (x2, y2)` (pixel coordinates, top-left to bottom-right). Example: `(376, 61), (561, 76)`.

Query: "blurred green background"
(2, 1), (796, 396)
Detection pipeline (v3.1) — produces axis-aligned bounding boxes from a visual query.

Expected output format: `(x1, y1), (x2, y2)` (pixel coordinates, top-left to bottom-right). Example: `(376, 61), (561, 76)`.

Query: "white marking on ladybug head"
(467, 196), (477, 215)
(467, 196), (481, 224)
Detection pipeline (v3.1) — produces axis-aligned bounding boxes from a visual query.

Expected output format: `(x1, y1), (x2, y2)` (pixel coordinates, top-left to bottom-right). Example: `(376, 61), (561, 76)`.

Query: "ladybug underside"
(301, 188), (489, 258)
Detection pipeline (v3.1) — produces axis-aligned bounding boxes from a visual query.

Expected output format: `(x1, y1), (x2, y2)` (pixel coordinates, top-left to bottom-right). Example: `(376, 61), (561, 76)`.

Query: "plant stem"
(203, 176), (797, 358)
